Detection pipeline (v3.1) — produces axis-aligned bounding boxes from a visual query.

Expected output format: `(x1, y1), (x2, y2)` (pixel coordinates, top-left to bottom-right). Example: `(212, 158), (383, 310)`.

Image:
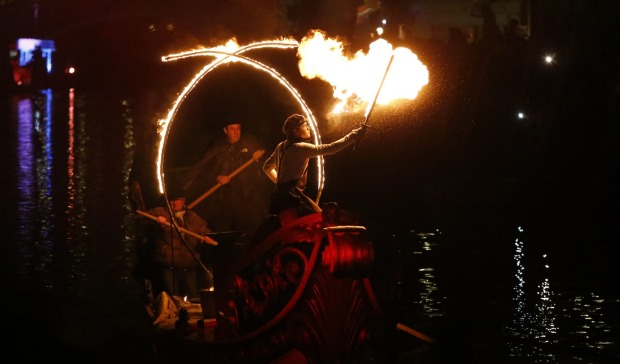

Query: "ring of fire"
(156, 40), (327, 203)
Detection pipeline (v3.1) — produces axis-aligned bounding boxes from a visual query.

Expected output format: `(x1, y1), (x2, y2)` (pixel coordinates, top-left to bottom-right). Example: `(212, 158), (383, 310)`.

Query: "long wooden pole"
(187, 151), (264, 209)
(295, 187), (322, 212)
(396, 322), (435, 343)
(135, 209), (218, 246)
(354, 53), (395, 151)
(364, 53), (395, 125)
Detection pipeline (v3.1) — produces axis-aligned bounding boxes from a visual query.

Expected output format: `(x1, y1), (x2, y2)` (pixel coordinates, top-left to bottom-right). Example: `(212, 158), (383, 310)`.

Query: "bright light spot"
(544, 54), (554, 64)
(376, 27), (384, 36)
(517, 111), (525, 119)
(66, 67), (75, 74)
(382, 19), (387, 25)
(297, 30), (429, 114)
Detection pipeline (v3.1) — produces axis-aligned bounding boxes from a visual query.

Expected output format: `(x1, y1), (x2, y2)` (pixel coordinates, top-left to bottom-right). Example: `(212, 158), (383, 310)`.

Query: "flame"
(156, 38), (326, 195)
(154, 33), (429, 200)
(297, 30), (429, 114)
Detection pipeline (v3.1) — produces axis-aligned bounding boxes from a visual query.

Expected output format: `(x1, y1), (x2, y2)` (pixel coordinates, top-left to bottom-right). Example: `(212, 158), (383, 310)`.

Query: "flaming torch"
(297, 30), (429, 116)
(354, 53), (394, 150)
(153, 32), (428, 203)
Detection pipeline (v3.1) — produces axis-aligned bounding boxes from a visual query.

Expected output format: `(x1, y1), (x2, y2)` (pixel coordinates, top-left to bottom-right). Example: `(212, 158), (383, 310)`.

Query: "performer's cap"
(282, 114), (306, 135)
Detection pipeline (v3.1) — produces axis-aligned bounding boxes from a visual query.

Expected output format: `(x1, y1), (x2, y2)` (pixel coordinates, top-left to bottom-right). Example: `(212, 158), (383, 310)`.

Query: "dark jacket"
(146, 206), (211, 268)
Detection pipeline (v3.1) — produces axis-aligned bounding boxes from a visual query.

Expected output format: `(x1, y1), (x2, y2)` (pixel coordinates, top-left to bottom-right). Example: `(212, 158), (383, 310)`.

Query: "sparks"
(297, 30), (429, 114)
(156, 38), (327, 197)
(154, 33), (429, 202)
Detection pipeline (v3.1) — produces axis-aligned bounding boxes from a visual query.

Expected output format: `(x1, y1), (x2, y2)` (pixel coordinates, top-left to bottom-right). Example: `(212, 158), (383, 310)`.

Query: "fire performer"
(263, 114), (367, 226)
(183, 119), (271, 234)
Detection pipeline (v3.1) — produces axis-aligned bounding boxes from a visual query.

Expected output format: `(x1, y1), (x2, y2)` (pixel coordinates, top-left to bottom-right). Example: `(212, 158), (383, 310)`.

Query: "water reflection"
(416, 231), (443, 319)
(16, 94), (36, 282)
(64, 88), (88, 290)
(561, 292), (617, 353)
(506, 225), (618, 362)
(508, 226), (558, 362)
(395, 225), (619, 362)
(16, 90), (55, 289)
(11, 88), (138, 294)
(4, 89), (619, 361)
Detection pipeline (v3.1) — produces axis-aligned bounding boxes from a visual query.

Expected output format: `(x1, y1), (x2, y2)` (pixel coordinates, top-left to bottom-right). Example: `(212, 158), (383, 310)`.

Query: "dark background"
(1, 2), (619, 362)
(2, 0), (619, 306)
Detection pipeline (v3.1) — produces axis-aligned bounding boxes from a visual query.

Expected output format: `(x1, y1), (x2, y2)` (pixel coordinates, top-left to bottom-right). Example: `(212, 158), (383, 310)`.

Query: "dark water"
(1, 84), (619, 363)
(1, 88), (154, 361)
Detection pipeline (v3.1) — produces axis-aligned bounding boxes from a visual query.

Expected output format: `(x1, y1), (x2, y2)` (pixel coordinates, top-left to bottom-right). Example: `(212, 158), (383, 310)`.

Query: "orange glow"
(155, 33), (430, 204)
(297, 30), (429, 114)
(157, 38), (327, 197)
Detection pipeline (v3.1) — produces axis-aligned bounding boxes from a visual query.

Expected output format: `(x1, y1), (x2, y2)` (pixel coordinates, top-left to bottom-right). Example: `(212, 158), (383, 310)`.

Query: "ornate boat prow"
(154, 202), (386, 363)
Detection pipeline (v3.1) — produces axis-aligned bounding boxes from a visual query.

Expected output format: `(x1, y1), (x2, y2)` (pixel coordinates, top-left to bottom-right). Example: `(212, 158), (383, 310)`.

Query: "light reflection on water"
(16, 94), (36, 283)
(16, 90), (55, 290)
(508, 226), (558, 362)
(396, 227), (620, 362)
(4, 90), (619, 361)
(505, 225), (618, 362)
(8, 88), (143, 302)
(416, 231), (444, 319)
(63, 88), (88, 291)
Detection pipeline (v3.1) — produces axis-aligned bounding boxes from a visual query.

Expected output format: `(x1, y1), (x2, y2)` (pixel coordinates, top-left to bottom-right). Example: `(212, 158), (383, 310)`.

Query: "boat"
(125, 34), (434, 362)
(129, 174), (433, 363)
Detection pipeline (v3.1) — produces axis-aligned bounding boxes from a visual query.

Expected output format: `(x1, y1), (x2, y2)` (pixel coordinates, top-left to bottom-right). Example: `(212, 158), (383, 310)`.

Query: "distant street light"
(544, 55), (554, 64)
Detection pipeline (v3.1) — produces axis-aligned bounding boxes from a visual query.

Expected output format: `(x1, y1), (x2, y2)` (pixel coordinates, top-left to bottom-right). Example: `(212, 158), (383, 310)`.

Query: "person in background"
(183, 120), (270, 234)
(143, 185), (215, 301)
(263, 114), (367, 226)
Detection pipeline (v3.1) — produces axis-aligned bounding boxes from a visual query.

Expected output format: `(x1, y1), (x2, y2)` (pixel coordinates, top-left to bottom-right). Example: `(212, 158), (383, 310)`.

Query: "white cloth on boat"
(152, 291), (179, 325)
